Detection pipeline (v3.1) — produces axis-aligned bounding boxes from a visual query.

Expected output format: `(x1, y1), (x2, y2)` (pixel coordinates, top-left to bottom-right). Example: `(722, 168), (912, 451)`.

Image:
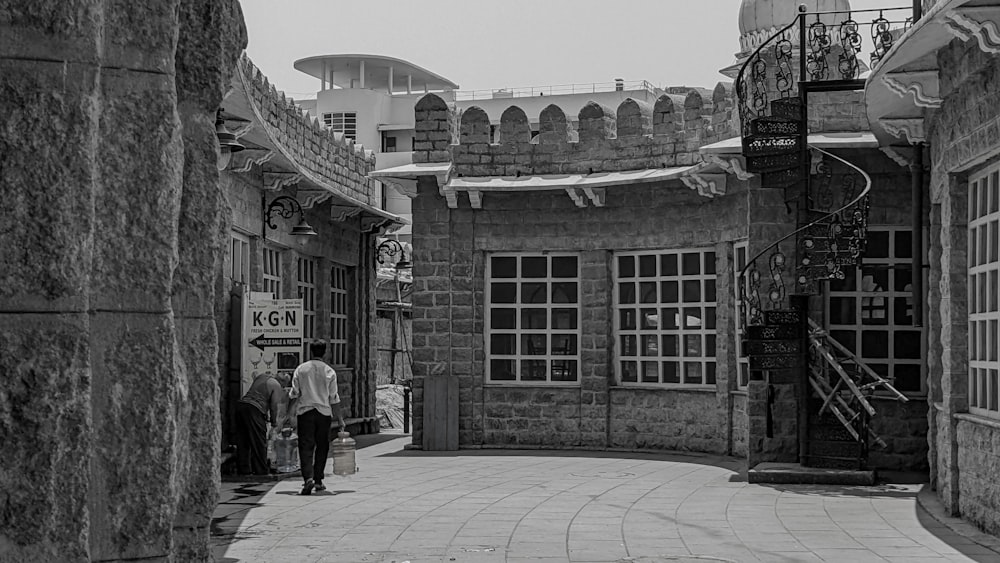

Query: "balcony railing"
(455, 80), (659, 101)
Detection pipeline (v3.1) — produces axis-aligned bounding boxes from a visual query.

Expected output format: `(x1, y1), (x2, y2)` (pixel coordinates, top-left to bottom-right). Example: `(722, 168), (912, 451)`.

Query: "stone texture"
(0, 1), (246, 560)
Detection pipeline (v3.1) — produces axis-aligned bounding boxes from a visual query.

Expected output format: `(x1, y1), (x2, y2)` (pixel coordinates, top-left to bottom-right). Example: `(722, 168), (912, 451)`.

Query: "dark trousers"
(297, 408), (331, 483)
(235, 402), (269, 475)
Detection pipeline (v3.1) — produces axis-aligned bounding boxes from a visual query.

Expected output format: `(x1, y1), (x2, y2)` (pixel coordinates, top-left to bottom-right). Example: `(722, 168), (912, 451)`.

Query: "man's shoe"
(300, 479), (315, 496)
(314, 481), (326, 491)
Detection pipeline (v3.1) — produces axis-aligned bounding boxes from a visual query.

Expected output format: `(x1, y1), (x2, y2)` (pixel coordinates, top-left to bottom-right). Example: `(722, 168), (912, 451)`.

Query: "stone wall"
(410, 169), (750, 453)
(413, 84), (738, 175)
(924, 35), (1000, 534)
(0, 1), (246, 560)
(218, 167), (379, 441)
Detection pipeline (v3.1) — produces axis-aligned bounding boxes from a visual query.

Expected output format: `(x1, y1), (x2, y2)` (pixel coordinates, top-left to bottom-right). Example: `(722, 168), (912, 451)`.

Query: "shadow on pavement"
(377, 445), (744, 474)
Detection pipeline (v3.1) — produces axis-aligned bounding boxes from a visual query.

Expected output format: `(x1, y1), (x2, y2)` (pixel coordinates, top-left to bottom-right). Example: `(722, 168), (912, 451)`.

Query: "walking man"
(289, 342), (346, 495)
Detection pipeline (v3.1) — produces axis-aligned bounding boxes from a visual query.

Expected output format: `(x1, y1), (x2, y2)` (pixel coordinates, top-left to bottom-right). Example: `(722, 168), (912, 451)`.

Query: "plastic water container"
(331, 431), (357, 476)
(274, 428), (300, 473)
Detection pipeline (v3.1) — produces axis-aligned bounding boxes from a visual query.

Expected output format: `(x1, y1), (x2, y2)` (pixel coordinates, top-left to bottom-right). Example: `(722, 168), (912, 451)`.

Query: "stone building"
(863, 0), (1000, 537)
(1, 1), (248, 560)
(217, 55), (404, 445)
(376, 0), (933, 474)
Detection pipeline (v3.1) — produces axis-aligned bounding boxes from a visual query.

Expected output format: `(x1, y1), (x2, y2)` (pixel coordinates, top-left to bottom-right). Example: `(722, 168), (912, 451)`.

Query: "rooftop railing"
(455, 80), (660, 101)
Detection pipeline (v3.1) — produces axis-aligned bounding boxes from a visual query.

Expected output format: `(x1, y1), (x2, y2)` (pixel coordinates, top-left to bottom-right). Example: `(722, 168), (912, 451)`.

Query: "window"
(969, 166), (1000, 418)
(486, 254), (580, 384)
(734, 241), (750, 389)
(263, 246), (282, 297)
(322, 112), (357, 141)
(381, 132), (397, 153)
(297, 257), (317, 344)
(615, 249), (717, 387)
(330, 264), (350, 367)
(230, 232), (250, 285)
(827, 227), (925, 394)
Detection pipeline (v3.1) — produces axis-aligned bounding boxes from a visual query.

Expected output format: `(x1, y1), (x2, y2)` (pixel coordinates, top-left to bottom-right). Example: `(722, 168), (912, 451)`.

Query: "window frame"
(734, 241), (750, 390)
(262, 245), (282, 298)
(825, 226), (927, 396)
(613, 247), (718, 389)
(485, 252), (582, 386)
(230, 231), (250, 286)
(330, 263), (351, 368)
(297, 256), (317, 347)
(322, 111), (357, 141)
(968, 165), (1000, 418)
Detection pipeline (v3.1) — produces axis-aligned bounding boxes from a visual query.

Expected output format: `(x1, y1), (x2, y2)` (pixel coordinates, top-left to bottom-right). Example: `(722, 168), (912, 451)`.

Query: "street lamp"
(376, 239), (410, 269)
(215, 108), (244, 171)
(264, 195), (318, 242)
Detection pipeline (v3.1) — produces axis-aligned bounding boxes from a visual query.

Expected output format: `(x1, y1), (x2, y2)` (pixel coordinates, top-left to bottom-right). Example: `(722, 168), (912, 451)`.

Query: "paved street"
(212, 433), (1000, 563)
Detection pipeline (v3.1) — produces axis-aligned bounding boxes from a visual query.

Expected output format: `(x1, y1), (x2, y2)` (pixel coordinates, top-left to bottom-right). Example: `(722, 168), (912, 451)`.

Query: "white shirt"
(289, 359), (340, 417)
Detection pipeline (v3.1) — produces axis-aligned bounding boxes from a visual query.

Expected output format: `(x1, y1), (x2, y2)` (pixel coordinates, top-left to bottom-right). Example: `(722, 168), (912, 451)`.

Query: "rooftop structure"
(293, 54), (459, 94)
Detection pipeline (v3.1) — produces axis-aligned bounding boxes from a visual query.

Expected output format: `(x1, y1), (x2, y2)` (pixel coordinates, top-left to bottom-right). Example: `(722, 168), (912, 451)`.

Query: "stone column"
(0, 1), (246, 561)
(171, 1), (247, 560)
(0, 2), (103, 560)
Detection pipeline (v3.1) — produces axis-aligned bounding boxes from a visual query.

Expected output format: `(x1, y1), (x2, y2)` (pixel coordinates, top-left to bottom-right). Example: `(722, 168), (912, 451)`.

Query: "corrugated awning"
(700, 132), (878, 155)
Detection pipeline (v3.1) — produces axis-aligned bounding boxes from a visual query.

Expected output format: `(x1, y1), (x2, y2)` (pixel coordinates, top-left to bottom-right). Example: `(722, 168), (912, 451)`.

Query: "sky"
(238, 0), (903, 100)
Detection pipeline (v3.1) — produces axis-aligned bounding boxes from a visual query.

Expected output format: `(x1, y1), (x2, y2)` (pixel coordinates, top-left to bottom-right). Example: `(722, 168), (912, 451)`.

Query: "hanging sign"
(241, 295), (303, 394)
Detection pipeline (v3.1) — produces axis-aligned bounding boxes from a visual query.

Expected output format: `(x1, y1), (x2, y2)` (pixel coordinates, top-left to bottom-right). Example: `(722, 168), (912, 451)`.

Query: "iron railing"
(455, 80), (660, 101)
(739, 147), (872, 327)
(736, 7), (913, 135)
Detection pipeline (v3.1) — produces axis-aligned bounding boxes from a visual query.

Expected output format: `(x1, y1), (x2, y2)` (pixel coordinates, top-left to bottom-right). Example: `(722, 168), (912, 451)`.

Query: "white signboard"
(241, 295), (303, 395)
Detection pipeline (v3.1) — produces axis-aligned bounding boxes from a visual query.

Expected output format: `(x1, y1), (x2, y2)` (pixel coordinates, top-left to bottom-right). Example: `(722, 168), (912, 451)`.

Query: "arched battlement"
(712, 82), (733, 110)
(415, 93), (448, 112)
(578, 101), (616, 142)
(538, 104), (573, 145)
(499, 106), (531, 145)
(413, 93), (454, 163)
(684, 90), (704, 111)
(616, 98), (653, 138)
(414, 92), (718, 175)
(653, 94), (684, 137)
(460, 106), (491, 144)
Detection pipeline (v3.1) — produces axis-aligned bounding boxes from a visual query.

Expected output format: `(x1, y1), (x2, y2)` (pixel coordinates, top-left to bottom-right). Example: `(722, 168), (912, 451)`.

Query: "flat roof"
(293, 54), (459, 91)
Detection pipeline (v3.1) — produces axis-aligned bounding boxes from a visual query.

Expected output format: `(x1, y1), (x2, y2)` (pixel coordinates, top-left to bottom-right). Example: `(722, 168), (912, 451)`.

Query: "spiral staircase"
(736, 8), (912, 472)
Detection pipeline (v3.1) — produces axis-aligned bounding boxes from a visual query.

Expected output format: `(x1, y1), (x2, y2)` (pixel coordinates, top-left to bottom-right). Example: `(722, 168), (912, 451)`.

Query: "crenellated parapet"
(413, 82), (737, 177)
(236, 54), (380, 207)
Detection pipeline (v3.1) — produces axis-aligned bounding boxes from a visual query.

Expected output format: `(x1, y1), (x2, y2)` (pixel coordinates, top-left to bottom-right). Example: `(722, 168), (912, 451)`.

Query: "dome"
(738, 0), (852, 54)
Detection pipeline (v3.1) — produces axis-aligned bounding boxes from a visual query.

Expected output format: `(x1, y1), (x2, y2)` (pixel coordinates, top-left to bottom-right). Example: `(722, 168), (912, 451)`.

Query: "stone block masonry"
(412, 83), (740, 177)
(0, 1), (246, 560)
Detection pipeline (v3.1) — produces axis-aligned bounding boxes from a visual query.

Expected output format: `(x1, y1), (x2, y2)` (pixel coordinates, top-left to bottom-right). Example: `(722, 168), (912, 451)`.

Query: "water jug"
(331, 431), (357, 476)
(274, 428), (300, 473)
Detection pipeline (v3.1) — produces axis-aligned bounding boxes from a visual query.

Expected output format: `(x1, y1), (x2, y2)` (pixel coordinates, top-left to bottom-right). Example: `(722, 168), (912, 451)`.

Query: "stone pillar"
(172, 1), (247, 560)
(937, 174), (969, 514)
(0, 1), (246, 561)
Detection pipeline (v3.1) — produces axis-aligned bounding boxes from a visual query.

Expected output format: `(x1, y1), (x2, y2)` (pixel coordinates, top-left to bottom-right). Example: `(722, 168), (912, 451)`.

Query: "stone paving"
(212, 433), (1000, 563)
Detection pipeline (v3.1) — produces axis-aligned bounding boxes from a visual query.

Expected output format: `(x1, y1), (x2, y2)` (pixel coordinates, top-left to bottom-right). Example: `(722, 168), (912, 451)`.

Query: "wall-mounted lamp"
(376, 238), (411, 269)
(216, 108), (245, 171)
(265, 195), (318, 241)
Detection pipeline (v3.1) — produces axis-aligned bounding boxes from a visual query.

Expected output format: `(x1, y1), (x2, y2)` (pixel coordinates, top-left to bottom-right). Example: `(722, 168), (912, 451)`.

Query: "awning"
(376, 123), (413, 131)
(447, 167), (696, 192)
(700, 132), (878, 155)
(863, 0), (1000, 165)
(370, 162), (452, 180)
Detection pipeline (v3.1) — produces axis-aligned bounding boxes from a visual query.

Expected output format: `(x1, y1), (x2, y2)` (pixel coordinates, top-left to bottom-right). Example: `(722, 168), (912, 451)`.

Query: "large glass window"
(297, 257), (317, 344)
(734, 241), (750, 389)
(827, 227), (925, 394)
(263, 246), (282, 297)
(486, 254), (580, 385)
(330, 264), (350, 367)
(615, 249), (717, 387)
(322, 112), (357, 141)
(969, 166), (1000, 418)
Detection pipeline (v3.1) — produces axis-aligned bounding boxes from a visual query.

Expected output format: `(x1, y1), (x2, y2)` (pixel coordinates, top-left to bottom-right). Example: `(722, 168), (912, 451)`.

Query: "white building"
(292, 54), (682, 241)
